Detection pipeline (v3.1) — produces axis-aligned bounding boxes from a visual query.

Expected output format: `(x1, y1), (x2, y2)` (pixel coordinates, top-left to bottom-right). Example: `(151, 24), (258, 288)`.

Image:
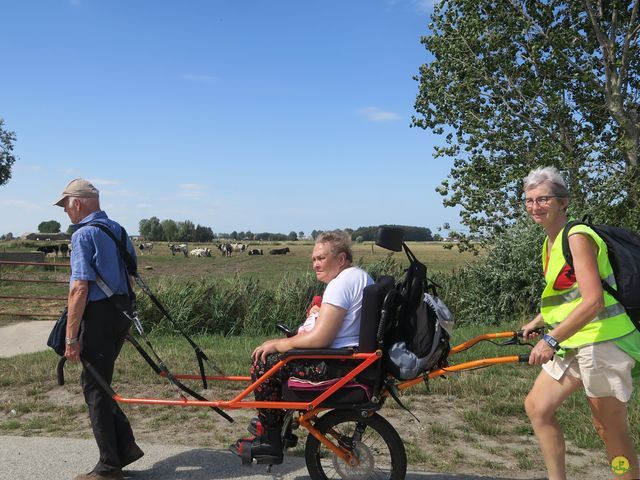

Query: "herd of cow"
(34, 242), (291, 258)
(163, 243), (291, 257)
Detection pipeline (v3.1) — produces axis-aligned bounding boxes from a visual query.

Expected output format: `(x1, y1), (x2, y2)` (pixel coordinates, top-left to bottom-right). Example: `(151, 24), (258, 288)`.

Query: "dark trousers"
(80, 297), (134, 474)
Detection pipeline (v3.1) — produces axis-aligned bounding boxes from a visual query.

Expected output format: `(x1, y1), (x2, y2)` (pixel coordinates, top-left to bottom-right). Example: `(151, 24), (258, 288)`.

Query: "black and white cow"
(247, 248), (263, 255)
(37, 245), (59, 256)
(269, 247), (290, 255)
(190, 248), (212, 257)
(169, 243), (189, 257)
(217, 243), (232, 257)
(138, 242), (154, 255)
(59, 244), (69, 257)
(230, 242), (247, 253)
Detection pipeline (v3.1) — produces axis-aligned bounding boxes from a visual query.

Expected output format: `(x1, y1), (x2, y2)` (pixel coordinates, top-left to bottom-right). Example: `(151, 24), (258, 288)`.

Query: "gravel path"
(0, 434), (540, 480)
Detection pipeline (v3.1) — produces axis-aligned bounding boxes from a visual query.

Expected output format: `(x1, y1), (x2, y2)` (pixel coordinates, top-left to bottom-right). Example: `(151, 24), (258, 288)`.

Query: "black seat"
(281, 276), (396, 406)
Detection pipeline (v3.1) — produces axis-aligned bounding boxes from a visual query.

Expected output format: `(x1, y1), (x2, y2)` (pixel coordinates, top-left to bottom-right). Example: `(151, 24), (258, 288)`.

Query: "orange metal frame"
(103, 330), (529, 463)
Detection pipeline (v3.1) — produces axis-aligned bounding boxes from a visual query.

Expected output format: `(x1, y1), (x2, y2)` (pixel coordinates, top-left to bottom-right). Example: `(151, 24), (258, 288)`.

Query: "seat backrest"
(358, 275), (395, 353)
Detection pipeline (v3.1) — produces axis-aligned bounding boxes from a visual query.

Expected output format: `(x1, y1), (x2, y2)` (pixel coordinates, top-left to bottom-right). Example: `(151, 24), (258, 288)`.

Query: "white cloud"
(180, 74), (217, 82)
(359, 107), (402, 122)
(177, 190), (206, 198)
(136, 203), (153, 208)
(58, 167), (81, 175)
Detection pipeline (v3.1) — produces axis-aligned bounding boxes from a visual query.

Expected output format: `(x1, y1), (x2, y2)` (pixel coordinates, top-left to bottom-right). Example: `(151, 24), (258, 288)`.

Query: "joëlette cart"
(57, 226), (540, 480)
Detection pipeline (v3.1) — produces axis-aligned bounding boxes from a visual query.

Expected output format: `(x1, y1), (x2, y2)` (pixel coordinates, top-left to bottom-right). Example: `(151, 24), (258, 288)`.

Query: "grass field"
(0, 240), (479, 322)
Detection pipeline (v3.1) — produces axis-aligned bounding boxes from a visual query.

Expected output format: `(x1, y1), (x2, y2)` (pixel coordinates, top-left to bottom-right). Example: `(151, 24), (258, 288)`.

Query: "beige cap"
(54, 178), (100, 207)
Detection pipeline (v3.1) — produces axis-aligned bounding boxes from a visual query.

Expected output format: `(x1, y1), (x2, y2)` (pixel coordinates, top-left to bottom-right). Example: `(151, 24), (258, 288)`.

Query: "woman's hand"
(528, 339), (555, 365)
(252, 339), (282, 363)
(521, 314), (544, 341)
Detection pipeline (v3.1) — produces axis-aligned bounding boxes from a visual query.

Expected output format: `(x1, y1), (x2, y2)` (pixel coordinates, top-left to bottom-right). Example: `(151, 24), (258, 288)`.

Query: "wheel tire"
(304, 410), (407, 480)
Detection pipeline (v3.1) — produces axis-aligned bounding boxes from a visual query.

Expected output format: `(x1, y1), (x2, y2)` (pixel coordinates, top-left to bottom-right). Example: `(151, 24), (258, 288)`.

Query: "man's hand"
(65, 342), (81, 363)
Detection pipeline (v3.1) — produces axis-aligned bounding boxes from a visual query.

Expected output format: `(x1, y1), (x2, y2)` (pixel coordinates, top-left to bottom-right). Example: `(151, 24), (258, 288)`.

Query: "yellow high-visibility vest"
(541, 224), (635, 348)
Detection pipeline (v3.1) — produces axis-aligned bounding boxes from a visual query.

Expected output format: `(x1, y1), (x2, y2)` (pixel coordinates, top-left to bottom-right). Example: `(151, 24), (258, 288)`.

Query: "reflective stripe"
(594, 303), (627, 321)
(546, 303), (628, 329)
(541, 288), (581, 307)
(540, 274), (617, 308)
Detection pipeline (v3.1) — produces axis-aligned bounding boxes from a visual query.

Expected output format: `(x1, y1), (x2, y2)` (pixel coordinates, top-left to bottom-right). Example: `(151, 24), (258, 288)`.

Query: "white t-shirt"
(322, 266), (374, 348)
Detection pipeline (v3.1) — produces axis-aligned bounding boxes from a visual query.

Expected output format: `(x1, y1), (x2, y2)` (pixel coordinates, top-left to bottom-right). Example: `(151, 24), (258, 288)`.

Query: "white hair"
(523, 166), (569, 197)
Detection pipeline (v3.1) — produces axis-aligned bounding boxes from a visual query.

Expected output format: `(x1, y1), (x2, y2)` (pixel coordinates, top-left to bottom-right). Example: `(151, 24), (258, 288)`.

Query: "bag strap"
(560, 215), (622, 304)
(84, 222), (136, 302)
(86, 222), (137, 276)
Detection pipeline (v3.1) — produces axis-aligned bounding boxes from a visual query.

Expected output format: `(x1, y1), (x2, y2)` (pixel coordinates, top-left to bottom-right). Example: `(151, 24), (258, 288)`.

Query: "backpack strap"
(560, 215), (622, 303)
(84, 222), (137, 302)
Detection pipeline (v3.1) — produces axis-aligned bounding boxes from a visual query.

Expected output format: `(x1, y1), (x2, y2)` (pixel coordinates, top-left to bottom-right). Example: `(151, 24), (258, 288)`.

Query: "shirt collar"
(72, 210), (108, 231)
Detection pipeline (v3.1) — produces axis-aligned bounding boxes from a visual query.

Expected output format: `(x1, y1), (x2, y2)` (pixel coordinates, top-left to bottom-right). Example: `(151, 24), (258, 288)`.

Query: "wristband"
(542, 334), (560, 351)
(65, 337), (79, 346)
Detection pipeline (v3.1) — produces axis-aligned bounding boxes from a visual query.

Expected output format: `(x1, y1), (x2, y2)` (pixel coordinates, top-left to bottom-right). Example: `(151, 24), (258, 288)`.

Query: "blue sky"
(0, 0), (457, 237)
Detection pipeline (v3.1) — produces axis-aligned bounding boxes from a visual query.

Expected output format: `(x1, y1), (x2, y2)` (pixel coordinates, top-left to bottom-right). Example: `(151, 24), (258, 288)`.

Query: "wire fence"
(0, 260), (70, 320)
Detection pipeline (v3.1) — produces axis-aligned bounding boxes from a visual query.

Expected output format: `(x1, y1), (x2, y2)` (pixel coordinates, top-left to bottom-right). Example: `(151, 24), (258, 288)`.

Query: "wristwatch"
(65, 337), (79, 346)
(542, 334), (560, 351)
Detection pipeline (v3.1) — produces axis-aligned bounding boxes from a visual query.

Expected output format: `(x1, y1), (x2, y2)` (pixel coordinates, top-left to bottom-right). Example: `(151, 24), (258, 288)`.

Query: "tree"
(288, 231), (299, 241)
(161, 219), (178, 242)
(194, 224), (214, 242)
(311, 229), (322, 239)
(177, 220), (195, 242)
(139, 217), (164, 241)
(414, 1), (640, 245)
(38, 220), (61, 233)
(1, 232), (14, 241)
(0, 118), (17, 187)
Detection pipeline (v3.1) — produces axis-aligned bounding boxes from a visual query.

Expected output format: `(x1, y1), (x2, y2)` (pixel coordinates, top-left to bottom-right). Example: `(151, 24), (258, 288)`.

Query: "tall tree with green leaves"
(38, 220), (61, 233)
(0, 118), (17, 187)
(413, 0), (640, 245)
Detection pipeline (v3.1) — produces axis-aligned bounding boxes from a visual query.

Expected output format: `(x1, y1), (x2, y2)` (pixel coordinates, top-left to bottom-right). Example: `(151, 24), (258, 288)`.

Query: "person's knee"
(525, 392), (553, 424)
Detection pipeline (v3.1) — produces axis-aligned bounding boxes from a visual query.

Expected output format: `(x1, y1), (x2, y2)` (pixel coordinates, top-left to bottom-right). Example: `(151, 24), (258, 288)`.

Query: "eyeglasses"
(524, 196), (559, 207)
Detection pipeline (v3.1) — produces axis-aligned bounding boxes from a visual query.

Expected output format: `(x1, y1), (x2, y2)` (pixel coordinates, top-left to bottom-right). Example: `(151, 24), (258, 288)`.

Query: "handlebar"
(516, 326), (545, 338)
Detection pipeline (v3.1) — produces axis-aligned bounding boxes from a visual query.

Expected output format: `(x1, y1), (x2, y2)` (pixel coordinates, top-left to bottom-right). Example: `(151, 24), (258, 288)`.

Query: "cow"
(269, 247), (290, 255)
(217, 243), (232, 257)
(169, 243), (188, 257)
(37, 245), (59, 256)
(190, 248), (212, 257)
(138, 242), (154, 255)
(247, 248), (263, 255)
(230, 242), (247, 252)
(59, 244), (69, 257)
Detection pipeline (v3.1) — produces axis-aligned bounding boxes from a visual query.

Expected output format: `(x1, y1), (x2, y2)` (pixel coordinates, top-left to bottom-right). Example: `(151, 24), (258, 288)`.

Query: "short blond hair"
(315, 230), (353, 263)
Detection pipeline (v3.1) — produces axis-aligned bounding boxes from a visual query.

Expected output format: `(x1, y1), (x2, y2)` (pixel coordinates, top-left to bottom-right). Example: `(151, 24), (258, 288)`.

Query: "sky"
(0, 0), (458, 237)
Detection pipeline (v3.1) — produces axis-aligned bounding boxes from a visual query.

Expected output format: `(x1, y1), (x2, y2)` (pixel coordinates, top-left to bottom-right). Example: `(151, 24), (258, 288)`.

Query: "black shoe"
(230, 428), (283, 466)
(119, 442), (144, 468)
(249, 417), (298, 450)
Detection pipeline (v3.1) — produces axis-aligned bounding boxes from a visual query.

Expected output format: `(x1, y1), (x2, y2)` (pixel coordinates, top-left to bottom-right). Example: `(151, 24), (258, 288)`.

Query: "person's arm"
(253, 303), (346, 362)
(65, 279), (89, 362)
(529, 233), (604, 365)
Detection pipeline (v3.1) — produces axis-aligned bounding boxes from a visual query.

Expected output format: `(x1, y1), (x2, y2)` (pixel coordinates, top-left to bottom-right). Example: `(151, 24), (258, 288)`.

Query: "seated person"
(230, 230), (374, 465)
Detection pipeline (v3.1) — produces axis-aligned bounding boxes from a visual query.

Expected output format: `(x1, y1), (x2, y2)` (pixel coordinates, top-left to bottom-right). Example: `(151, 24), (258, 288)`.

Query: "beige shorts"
(542, 341), (636, 402)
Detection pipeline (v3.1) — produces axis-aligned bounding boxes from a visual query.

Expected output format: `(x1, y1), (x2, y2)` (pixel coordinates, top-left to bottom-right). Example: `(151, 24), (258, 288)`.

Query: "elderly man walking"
(55, 178), (143, 480)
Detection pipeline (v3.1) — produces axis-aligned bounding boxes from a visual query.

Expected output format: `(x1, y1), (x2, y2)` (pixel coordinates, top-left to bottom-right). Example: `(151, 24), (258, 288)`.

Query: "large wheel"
(304, 410), (407, 480)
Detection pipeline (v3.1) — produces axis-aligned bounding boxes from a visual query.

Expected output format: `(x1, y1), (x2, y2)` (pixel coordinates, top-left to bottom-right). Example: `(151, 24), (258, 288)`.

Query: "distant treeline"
(138, 217), (435, 243)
